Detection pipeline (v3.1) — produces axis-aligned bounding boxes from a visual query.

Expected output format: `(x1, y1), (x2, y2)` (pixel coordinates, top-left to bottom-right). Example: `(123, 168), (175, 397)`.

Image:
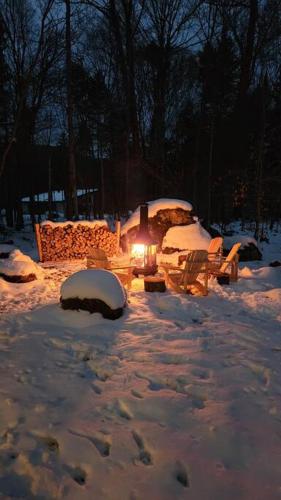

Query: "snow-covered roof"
(162, 222), (211, 251)
(121, 198), (193, 235)
(22, 189), (96, 202)
(61, 269), (126, 310)
(41, 220), (108, 228)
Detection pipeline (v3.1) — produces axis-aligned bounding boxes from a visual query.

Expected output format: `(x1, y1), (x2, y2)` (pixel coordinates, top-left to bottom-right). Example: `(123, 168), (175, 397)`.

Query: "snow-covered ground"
(0, 225), (281, 499)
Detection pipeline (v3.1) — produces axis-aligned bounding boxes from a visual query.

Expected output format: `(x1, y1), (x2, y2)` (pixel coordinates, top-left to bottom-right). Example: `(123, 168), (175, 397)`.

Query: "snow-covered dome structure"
(121, 198), (196, 250)
(60, 269), (127, 320)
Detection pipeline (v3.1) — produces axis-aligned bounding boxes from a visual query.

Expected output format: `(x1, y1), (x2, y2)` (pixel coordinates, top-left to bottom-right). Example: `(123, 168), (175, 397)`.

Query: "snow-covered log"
(0, 249), (43, 282)
(60, 269), (126, 319)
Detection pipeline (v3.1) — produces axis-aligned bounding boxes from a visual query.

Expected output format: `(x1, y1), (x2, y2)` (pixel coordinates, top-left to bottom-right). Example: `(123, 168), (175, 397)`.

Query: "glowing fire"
(131, 243), (145, 259)
(131, 243), (146, 267)
(131, 243), (157, 271)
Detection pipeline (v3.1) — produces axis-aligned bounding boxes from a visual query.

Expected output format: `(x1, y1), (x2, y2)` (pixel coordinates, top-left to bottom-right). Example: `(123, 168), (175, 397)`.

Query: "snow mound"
(224, 235), (258, 250)
(240, 266), (254, 278)
(162, 222), (211, 251)
(61, 269), (126, 310)
(121, 198), (193, 235)
(0, 250), (43, 278)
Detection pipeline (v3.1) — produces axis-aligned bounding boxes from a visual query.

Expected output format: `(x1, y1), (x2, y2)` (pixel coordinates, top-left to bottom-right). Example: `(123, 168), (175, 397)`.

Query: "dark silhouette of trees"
(0, 0), (280, 228)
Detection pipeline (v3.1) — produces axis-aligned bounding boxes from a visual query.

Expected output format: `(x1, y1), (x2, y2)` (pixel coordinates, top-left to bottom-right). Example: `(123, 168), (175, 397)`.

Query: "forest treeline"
(0, 0), (280, 233)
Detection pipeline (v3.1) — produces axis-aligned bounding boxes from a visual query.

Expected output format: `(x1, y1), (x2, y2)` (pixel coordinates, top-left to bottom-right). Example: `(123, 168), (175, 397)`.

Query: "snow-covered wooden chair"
(178, 237), (223, 267)
(161, 250), (209, 296)
(87, 248), (134, 290)
(208, 242), (241, 281)
(207, 237), (223, 262)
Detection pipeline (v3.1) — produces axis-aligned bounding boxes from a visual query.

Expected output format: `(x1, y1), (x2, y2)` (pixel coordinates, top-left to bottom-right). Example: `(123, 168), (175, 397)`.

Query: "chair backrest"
(182, 250), (208, 286)
(208, 237), (223, 255)
(87, 248), (110, 269)
(220, 242), (241, 273)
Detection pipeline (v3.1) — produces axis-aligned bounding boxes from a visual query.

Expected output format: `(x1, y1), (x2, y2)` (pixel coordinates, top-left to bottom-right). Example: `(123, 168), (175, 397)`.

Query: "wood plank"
(34, 223), (43, 262)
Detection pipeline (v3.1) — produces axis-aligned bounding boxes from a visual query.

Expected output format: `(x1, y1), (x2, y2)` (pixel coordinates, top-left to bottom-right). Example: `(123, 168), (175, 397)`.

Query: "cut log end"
(144, 276), (166, 293)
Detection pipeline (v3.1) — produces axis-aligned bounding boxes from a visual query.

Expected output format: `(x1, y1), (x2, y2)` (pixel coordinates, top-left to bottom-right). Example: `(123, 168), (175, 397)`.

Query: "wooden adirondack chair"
(177, 237), (223, 267)
(207, 237), (223, 261)
(87, 248), (134, 290)
(162, 250), (209, 296)
(209, 242), (241, 281)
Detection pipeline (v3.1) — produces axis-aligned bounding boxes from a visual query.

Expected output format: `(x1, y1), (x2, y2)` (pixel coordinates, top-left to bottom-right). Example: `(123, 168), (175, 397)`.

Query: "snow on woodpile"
(121, 198), (195, 250)
(38, 220), (117, 262)
(162, 222), (211, 253)
(41, 220), (108, 228)
(0, 249), (43, 282)
(60, 269), (126, 319)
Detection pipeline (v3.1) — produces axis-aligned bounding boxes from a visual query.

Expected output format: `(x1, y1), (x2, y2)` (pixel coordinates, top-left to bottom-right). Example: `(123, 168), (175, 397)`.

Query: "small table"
(144, 276), (166, 293)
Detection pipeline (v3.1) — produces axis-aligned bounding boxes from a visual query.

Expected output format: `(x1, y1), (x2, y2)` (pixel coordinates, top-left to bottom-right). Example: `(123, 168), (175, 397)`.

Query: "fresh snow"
(0, 225), (280, 499)
(121, 198), (193, 235)
(162, 222), (211, 251)
(61, 269), (126, 309)
(41, 220), (108, 228)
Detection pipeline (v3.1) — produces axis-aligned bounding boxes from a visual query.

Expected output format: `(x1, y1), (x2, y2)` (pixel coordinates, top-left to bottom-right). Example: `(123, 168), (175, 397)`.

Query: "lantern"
(131, 204), (157, 276)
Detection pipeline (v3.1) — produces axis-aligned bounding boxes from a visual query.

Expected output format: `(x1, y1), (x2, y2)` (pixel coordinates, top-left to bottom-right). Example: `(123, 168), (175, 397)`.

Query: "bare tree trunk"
(48, 153), (53, 218)
(65, 0), (78, 220)
(30, 193), (36, 227)
(0, 137), (16, 180)
(192, 117), (201, 211)
(255, 77), (266, 241)
(207, 116), (215, 228)
(237, 0), (258, 104)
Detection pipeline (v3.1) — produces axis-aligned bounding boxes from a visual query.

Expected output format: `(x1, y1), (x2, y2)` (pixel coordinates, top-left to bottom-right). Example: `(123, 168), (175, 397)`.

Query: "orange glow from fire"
(131, 244), (145, 259)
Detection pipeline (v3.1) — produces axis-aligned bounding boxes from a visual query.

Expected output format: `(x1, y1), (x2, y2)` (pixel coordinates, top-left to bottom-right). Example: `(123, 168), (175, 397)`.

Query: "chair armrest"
(160, 264), (182, 271)
(110, 265), (135, 271)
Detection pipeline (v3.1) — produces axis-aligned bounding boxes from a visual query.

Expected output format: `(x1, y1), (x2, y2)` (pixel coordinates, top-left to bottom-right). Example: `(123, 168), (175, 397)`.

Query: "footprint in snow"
(174, 460), (190, 488)
(131, 389), (144, 399)
(65, 464), (87, 486)
(36, 435), (60, 453)
(191, 398), (205, 409)
(116, 399), (134, 420)
(91, 383), (103, 395)
(132, 430), (153, 466)
(191, 368), (210, 380)
(69, 429), (111, 457)
(0, 450), (19, 467)
(174, 321), (185, 330)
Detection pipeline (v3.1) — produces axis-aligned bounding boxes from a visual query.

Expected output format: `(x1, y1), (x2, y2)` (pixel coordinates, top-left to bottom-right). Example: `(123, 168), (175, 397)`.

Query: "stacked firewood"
(39, 223), (117, 261)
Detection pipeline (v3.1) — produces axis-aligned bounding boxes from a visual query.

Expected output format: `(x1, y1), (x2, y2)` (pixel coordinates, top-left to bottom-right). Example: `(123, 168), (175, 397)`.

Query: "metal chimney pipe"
(139, 203), (149, 233)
